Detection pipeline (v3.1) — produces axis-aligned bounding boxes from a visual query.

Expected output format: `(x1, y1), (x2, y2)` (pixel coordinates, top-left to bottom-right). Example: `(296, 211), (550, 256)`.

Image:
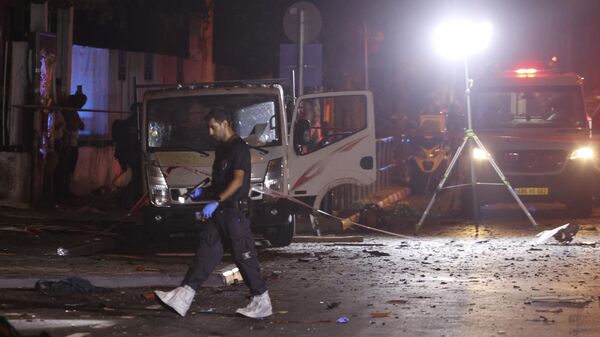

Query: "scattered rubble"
(534, 223), (580, 245)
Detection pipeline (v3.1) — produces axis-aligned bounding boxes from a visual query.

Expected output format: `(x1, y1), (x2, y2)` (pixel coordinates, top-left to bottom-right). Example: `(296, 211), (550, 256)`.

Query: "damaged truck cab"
(141, 82), (376, 246)
(465, 68), (599, 216)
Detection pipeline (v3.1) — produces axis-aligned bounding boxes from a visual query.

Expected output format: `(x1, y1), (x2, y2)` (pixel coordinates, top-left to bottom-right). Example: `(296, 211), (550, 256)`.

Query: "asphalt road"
(2, 200), (600, 337)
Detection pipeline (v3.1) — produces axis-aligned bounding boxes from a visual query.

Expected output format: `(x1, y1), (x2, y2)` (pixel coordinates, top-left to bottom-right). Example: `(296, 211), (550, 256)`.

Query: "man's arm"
(216, 169), (244, 202)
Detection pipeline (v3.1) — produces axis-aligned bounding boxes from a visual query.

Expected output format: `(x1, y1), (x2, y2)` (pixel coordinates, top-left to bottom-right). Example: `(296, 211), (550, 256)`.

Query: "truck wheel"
(264, 215), (295, 247)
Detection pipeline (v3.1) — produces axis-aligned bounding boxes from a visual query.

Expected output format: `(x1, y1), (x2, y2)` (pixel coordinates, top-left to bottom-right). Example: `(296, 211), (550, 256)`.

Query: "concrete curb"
(0, 274), (182, 289)
(293, 235), (364, 243)
(0, 265), (240, 289)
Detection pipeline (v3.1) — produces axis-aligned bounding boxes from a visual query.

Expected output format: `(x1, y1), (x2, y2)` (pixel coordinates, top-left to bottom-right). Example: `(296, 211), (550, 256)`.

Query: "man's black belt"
(220, 198), (250, 212)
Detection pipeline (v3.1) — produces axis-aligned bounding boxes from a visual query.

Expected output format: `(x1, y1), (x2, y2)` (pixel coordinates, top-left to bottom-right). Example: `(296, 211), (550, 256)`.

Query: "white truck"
(141, 81), (376, 246)
(464, 67), (599, 216)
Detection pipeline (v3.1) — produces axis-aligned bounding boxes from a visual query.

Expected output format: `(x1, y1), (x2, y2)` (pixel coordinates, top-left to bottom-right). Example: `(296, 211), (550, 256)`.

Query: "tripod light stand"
(415, 20), (538, 232)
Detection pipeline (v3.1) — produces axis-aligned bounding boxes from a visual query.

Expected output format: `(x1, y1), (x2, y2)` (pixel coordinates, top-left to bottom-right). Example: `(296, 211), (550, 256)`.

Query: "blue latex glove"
(202, 201), (219, 218)
(189, 186), (203, 199)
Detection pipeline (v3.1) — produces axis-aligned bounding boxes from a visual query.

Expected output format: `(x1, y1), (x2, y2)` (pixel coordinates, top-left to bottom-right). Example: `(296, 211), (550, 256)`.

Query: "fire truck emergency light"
(515, 68), (537, 75)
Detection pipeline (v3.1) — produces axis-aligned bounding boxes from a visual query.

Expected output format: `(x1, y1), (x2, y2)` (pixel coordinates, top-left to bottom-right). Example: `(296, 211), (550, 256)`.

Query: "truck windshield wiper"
(248, 145), (269, 154)
(154, 147), (210, 157)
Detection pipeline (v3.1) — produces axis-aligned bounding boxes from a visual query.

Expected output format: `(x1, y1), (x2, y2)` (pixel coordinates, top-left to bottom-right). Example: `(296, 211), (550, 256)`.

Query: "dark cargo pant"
(182, 207), (267, 295)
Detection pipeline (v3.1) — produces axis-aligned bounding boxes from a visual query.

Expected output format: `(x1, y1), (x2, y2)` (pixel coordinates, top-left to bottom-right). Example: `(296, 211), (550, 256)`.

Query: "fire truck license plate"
(515, 187), (549, 196)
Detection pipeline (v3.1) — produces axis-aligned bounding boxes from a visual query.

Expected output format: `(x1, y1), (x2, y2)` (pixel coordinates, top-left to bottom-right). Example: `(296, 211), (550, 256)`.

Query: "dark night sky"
(213, 0), (600, 136)
(214, 0), (600, 84)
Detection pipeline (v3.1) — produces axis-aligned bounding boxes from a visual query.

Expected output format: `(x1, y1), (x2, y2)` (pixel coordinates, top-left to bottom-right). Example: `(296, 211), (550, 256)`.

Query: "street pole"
(363, 20), (369, 91)
(464, 56), (478, 219)
(297, 9), (305, 96)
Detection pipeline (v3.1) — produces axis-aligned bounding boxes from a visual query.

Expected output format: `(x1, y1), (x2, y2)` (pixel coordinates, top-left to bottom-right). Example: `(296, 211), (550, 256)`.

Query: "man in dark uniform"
(154, 108), (272, 319)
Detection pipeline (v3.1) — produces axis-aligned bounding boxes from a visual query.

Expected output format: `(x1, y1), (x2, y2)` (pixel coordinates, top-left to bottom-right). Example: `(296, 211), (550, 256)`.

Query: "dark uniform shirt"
(211, 135), (251, 206)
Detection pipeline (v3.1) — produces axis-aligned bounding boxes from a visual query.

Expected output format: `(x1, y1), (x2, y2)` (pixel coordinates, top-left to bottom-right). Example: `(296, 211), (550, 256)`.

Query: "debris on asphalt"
(320, 301), (340, 310)
(141, 291), (156, 300)
(534, 223), (579, 245)
(56, 247), (69, 256)
(336, 316), (350, 323)
(552, 223), (580, 242)
(362, 250), (390, 257)
(35, 277), (111, 294)
(58, 239), (117, 257)
(325, 243), (386, 247)
(536, 308), (563, 313)
(198, 308), (216, 313)
(369, 311), (391, 318)
(529, 296), (592, 307)
(216, 265), (244, 285)
(135, 265), (160, 272)
(528, 315), (555, 323)
(0, 226), (41, 235)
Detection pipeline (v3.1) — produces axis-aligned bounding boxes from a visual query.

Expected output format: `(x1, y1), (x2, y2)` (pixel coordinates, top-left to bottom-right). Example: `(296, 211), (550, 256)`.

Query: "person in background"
(57, 85), (86, 197)
(298, 100), (323, 153)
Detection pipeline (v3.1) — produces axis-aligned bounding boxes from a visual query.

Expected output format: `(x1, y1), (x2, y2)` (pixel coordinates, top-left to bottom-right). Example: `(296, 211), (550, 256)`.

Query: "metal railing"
(329, 136), (398, 213)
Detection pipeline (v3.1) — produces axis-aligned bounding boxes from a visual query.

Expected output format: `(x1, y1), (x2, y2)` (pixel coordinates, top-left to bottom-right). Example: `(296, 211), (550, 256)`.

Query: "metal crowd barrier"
(329, 136), (398, 213)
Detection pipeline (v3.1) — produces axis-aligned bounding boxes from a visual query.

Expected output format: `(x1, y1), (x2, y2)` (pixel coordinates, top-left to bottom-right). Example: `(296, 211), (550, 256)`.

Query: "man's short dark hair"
(205, 107), (232, 125)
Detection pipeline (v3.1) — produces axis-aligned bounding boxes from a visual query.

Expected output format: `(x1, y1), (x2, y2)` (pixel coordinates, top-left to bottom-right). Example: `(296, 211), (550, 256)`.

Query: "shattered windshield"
(146, 94), (281, 150)
(473, 86), (586, 129)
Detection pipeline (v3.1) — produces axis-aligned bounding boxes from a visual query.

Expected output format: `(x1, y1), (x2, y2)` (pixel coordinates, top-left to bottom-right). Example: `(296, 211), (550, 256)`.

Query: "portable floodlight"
(416, 20), (538, 232)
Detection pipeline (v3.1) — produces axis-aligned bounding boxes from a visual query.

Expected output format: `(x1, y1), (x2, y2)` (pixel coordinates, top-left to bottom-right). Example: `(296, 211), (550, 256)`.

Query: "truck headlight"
(264, 157), (284, 192)
(147, 166), (171, 206)
(472, 147), (490, 160)
(569, 147), (594, 160)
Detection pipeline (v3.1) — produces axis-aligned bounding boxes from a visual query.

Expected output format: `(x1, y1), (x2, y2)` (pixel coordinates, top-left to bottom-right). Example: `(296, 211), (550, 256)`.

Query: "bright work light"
(433, 20), (492, 59)
(417, 19), (539, 232)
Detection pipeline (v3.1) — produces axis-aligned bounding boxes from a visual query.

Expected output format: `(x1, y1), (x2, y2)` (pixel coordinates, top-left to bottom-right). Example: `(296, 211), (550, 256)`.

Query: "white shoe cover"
(236, 290), (273, 319)
(154, 285), (196, 317)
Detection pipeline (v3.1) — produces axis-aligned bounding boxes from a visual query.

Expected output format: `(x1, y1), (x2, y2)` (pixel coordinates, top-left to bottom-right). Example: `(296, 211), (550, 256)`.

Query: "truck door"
(288, 91), (376, 207)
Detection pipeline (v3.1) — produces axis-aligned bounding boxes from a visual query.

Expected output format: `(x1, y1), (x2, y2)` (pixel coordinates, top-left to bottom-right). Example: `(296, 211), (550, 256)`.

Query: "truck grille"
(494, 150), (566, 173)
